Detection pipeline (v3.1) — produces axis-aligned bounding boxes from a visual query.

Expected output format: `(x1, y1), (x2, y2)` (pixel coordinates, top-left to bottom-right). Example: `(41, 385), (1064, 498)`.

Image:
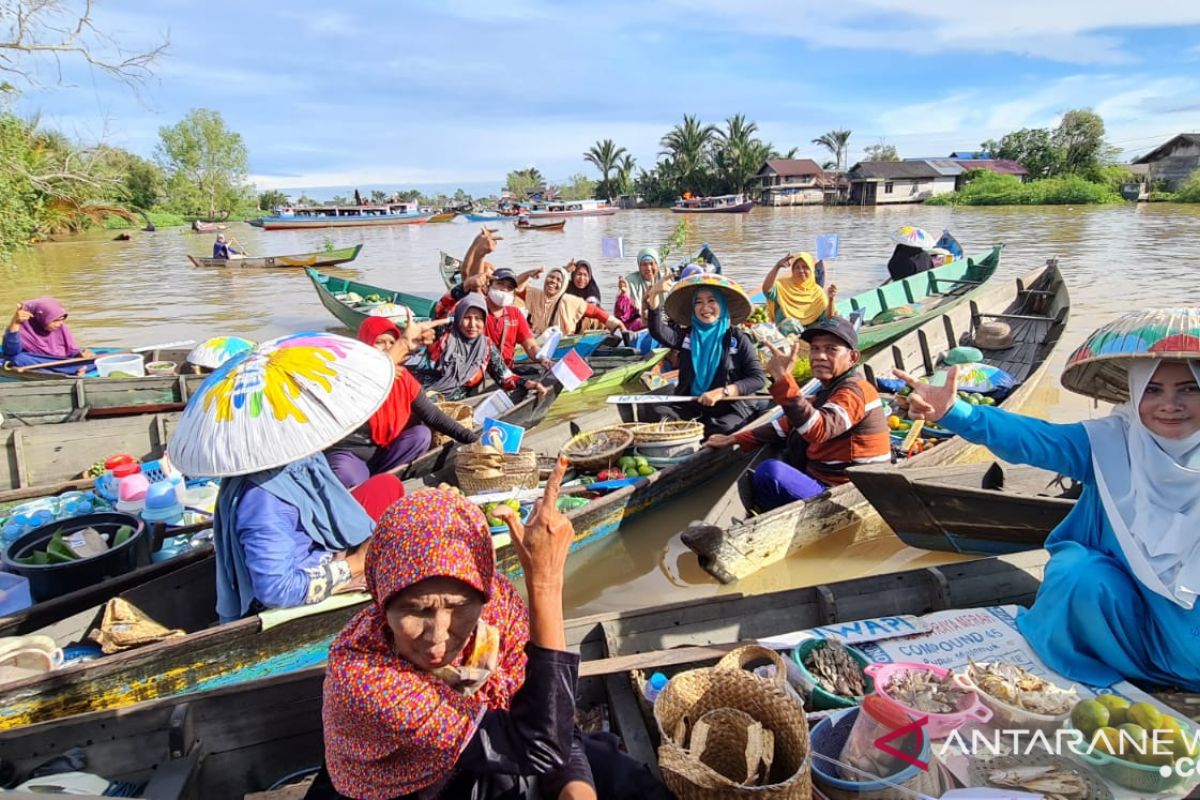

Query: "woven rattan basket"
(454, 431), (538, 494)
(431, 401), (475, 447)
(560, 427), (634, 472)
(654, 646), (812, 799)
(622, 420), (705, 445)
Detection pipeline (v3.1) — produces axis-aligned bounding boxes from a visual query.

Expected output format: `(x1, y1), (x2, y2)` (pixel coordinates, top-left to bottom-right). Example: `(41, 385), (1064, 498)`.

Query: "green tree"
(812, 129), (852, 172)
(1052, 109), (1111, 174)
(712, 114), (763, 194)
(615, 154), (637, 195)
(583, 138), (628, 200)
(660, 114), (718, 195)
(633, 162), (678, 206)
(863, 140), (900, 162)
(558, 173), (597, 201)
(156, 108), (251, 220)
(369, 189), (388, 204)
(257, 189), (290, 210)
(980, 127), (1062, 179)
(504, 167), (545, 197)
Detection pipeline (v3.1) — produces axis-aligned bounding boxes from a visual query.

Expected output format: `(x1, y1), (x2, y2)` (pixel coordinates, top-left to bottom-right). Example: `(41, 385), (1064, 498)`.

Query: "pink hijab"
(18, 298), (78, 359)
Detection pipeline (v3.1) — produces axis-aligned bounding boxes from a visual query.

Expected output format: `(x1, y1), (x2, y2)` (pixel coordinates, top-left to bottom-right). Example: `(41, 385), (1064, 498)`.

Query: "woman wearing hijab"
(564, 260), (604, 333)
(896, 308), (1200, 690)
(643, 274), (767, 437)
(213, 456), (403, 624)
(414, 295), (547, 403)
(522, 266), (624, 338)
(886, 243), (933, 282)
(314, 465), (670, 800)
(613, 247), (660, 331)
(4, 299), (94, 375)
(325, 318), (480, 489)
(761, 252), (838, 332)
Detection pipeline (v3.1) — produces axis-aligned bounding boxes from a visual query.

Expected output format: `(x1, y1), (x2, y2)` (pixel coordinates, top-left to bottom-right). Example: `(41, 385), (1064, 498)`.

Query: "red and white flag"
(551, 348), (594, 392)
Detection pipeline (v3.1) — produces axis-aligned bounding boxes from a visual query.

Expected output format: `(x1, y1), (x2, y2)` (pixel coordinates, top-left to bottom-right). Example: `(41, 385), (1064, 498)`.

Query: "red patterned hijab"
(322, 491), (529, 799)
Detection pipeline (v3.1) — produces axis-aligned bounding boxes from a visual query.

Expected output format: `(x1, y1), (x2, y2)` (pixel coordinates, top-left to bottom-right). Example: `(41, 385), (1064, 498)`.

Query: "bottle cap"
(650, 672), (668, 690)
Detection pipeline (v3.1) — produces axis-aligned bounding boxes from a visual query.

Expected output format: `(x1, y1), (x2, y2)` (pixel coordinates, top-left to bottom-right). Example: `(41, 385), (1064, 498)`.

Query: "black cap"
(800, 316), (858, 350)
(490, 268), (518, 287)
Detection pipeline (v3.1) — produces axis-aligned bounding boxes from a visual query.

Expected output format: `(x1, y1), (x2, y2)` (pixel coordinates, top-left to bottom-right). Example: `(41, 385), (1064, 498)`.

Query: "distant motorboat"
(670, 193), (754, 214)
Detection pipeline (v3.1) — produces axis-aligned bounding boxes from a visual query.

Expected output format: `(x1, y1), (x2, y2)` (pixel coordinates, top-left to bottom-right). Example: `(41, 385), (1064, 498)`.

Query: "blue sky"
(12, 0), (1200, 196)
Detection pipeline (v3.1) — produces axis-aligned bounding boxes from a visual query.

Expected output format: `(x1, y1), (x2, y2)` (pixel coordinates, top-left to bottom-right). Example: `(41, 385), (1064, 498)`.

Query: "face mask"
(488, 288), (514, 307)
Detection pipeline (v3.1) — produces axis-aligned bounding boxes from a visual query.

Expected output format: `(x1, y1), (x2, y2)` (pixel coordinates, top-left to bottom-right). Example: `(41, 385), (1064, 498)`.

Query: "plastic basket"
(561, 427), (634, 472)
(954, 662), (1074, 735)
(863, 662), (991, 738)
(1064, 720), (1198, 794)
(791, 639), (873, 710)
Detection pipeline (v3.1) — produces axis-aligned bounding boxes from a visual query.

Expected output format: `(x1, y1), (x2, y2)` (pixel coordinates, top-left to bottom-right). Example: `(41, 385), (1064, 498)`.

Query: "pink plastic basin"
(863, 661), (992, 738)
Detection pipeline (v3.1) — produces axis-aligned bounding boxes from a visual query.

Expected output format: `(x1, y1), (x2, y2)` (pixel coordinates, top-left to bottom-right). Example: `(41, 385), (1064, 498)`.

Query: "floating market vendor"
(4, 299), (95, 375)
(414, 295), (549, 403)
(896, 308), (1200, 691)
(312, 462), (671, 800)
(761, 251), (838, 334)
(212, 233), (239, 259)
(325, 318), (480, 489)
(564, 259), (604, 333)
(613, 247), (661, 331)
(522, 266), (625, 338)
(641, 273), (766, 437)
(706, 316), (890, 510)
(434, 267), (552, 372)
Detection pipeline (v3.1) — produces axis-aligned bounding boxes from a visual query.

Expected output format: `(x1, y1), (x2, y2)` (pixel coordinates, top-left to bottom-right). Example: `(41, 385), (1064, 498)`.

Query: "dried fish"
(803, 641), (866, 697)
(987, 765), (1088, 800)
(969, 660), (1076, 715)
(886, 669), (969, 714)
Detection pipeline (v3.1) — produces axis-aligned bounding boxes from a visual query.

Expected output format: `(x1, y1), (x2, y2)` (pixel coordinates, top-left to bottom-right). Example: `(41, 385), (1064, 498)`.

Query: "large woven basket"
(622, 420), (705, 444)
(454, 432), (538, 494)
(654, 645), (812, 799)
(560, 427), (633, 472)
(431, 401), (475, 447)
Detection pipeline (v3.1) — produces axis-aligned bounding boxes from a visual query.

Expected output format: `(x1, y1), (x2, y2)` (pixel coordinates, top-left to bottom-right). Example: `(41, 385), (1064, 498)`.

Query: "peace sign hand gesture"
(892, 367), (959, 422)
(764, 339), (802, 385)
(490, 457), (574, 586)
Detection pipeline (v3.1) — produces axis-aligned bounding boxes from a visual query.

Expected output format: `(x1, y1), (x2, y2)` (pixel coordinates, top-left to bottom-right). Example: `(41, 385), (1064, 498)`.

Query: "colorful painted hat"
(186, 336), (255, 369)
(889, 225), (936, 251)
(167, 332), (394, 477)
(1061, 308), (1200, 404)
(663, 273), (754, 327)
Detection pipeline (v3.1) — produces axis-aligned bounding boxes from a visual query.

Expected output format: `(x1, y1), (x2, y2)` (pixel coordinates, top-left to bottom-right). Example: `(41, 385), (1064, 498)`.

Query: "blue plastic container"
(0, 570), (33, 615)
(810, 707), (935, 796)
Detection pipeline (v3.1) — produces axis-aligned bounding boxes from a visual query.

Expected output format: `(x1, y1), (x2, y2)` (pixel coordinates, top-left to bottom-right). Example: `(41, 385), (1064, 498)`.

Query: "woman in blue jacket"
(897, 309), (1200, 691)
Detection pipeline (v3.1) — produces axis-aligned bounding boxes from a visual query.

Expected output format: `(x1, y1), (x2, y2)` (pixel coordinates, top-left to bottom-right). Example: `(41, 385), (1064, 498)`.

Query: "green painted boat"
(187, 244), (363, 270)
(306, 267), (438, 332)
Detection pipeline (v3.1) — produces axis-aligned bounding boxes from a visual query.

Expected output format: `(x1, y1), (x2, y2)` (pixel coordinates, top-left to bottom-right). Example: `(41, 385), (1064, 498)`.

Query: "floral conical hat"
(1061, 308), (1200, 404)
(663, 273), (755, 326)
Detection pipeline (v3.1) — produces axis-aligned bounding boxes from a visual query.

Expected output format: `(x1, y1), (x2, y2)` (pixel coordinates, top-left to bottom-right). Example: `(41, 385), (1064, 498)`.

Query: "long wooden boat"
(0, 363), (204, 426)
(425, 211), (456, 223)
(4, 551), (1195, 797)
(255, 203), (433, 230)
(463, 212), (507, 222)
(190, 220), (226, 232)
(516, 218), (566, 231)
(848, 460), (1072, 555)
(526, 198), (616, 217)
(186, 244), (362, 270)
(0, 343), (204, 384)
(682, 259), (1069, 583)
(671, 193), (754, 213)
(306, 268), (438, 331)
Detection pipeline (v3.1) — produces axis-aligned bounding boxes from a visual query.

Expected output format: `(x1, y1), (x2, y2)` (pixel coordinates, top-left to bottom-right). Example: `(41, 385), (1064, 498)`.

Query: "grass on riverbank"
(926, 172), (1122, 206)
(103, 212), (190, 230)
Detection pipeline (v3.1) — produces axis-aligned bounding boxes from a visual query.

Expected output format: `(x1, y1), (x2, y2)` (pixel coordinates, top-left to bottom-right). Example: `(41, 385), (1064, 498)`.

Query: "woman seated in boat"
(212, 234), (239, 259)
(895, 308), (1200, 691)
(4, 299), (94, 376)
(613, 247), (660, 331)
(522, 266), (625, 339)
(565, 259), (604, 333)
(433, 267), (552, 372)
(414, 295), (549, 403)
(213, 455), (404, 624)
(641, 273), (766, 437)
(325, 318), (480, 489)
(886, 242), (932, 282)
(313, 465), (671, 800)
(706, 317), (891, 511)
(761, 252), (838, 334)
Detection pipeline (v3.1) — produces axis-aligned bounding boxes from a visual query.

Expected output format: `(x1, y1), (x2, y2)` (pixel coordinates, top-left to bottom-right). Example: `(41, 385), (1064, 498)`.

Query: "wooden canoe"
(186, 244), (362, 270)
(426, 211), (456, 223)
(0, 345), (203, 384)
(0, 367), (204, 426)
(3, 551), (1195, 796)
(306, 268), (438, 331)
(682, 259), (1070, 583)
(848, 460), (1073, 555)
(516, 218), (566, 231)
(190, 220), (226, 232)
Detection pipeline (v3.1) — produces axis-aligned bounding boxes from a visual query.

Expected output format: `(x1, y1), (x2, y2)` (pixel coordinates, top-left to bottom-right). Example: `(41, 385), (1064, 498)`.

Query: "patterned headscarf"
(322, 491), (529, 799)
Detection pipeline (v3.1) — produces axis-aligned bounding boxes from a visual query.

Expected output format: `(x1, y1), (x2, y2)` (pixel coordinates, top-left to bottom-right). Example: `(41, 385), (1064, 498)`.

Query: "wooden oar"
(9, 340), (196, 373)
(606, 394), (774, 405)
(230, 235), (251, 257)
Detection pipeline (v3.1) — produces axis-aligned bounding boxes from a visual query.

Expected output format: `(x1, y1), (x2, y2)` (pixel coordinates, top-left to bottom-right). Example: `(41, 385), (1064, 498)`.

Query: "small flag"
(551, 348), (594, 392)
(482, 418), (526, 453)
(473, 390), (515, 425)
(601, 236), (626, 258)
(816, 233), (840, 261)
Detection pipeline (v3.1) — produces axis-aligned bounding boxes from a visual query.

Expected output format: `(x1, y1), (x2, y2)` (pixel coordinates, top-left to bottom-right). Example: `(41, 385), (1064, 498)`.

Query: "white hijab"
(1083, 360), (1200, 609)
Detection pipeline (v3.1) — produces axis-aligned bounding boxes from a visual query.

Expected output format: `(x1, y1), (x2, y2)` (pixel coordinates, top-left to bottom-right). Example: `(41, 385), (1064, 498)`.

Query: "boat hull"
(186, 244), (362, 270)
(306, 268), (438, 332)
(256, 213), (433, 230)
(516, 220), (566, 231)
(527, 208), (616, 217)
(671, 201), (754, 213)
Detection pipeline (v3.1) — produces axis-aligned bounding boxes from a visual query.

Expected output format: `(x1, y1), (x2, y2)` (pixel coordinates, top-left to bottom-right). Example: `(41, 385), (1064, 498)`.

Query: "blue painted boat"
(463, 212), (508, 222)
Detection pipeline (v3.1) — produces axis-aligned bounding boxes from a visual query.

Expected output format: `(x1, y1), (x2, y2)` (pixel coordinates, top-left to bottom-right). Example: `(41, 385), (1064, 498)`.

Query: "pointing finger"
(542, 456), (568, 510)
(892, 369), (922, 390)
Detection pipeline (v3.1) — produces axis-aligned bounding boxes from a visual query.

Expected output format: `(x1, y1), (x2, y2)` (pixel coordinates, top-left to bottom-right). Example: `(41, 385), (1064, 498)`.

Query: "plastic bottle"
(643, 672), (668, 703)
(168, 474), (186, 505)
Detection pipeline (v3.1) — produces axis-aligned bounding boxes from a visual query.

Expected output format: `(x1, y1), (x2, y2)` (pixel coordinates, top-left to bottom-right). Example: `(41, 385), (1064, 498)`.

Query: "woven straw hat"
(663, 273), (754, 326)
(972, 320), (1015, 349)
(1061, 308), (1200, 404)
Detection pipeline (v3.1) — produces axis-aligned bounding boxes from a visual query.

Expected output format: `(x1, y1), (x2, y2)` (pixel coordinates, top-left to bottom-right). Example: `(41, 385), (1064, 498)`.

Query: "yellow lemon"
(1090, 726), (1122, 756)
(1071, 699), (1109, 737)
(1096, 694), (1131, 726)
(1128, 702), (1164, 731)
(1116, 723), (1148, 760)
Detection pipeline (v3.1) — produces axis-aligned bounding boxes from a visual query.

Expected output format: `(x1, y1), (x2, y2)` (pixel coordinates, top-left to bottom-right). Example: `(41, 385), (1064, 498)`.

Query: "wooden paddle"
(9, 340), (196, 373)
(230, 236), (251, 257)
(606, 394), (775, 405)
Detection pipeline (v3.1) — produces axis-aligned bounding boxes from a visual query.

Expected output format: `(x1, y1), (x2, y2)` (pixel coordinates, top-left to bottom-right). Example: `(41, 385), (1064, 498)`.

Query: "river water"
(6, 204), (1200, 615)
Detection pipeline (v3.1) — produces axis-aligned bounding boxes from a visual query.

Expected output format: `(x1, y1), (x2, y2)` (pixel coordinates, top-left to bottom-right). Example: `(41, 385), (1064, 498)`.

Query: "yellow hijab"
(767, 252), (827, 326)
(525, 268), (590, 334)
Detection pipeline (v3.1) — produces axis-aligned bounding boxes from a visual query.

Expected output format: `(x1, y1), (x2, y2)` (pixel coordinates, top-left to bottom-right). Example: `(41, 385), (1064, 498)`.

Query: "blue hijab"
(689, 289), (729, 394)
(214, 453), (373, 622)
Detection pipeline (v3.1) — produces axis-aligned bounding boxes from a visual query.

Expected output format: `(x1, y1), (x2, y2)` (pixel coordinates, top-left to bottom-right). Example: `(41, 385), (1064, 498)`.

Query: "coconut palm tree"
(583, 139), (628, 200)
(615, 154), (637, 195)
(812, 129), (852, 173)
(660, 115), (719, 196)
(712, 113), (762, 194)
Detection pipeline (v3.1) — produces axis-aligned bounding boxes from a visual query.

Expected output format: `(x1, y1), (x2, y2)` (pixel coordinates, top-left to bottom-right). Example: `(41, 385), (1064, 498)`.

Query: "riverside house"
(846, 160), (959, 205)
(1133, 134), (1200, 191)
(750, 159), (828, 205)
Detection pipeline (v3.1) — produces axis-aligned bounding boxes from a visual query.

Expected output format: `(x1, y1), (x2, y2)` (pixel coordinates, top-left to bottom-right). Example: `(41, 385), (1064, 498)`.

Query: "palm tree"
(583, 139), (628, 200)
(616, 154), (637, 195)
(812, 129), (852, 173)
(712, 114), (761, 194)
(660, 115), (719, 195)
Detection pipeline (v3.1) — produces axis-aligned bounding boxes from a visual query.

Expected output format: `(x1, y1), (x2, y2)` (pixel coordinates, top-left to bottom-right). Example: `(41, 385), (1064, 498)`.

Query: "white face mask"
(488, 288), (514, 307)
